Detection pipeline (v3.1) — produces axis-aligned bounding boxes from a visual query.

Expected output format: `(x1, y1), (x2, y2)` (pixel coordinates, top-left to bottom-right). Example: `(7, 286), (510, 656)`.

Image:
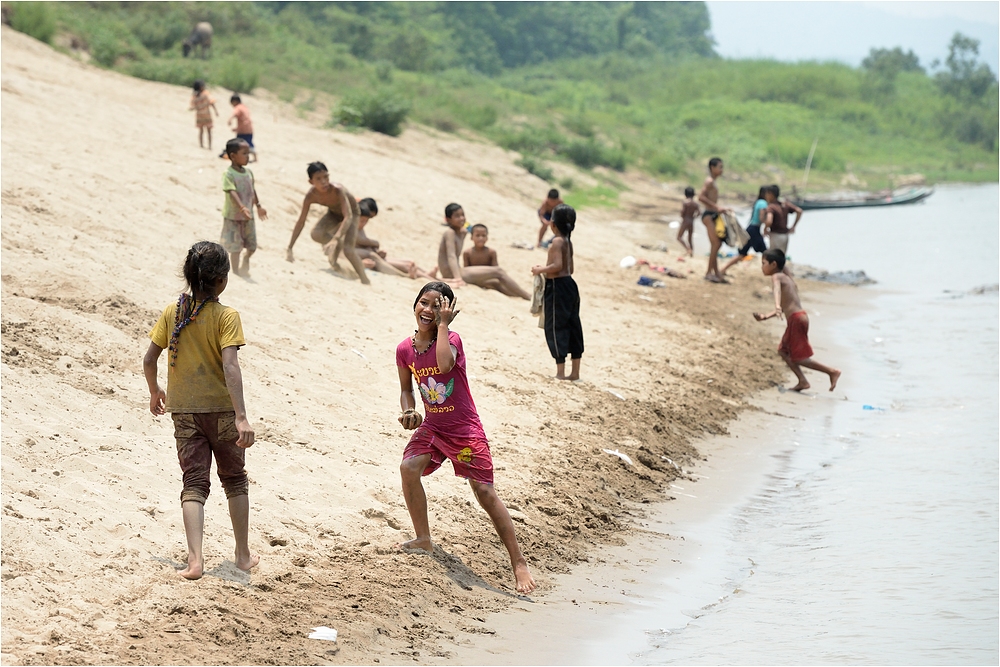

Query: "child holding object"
(720, 186), (769, 277)
(189, 80), (218, 150)
(220, 138), (267, 277)
(142, 241), (259, 580)
(395, 282), (536, 595)
(754, 248), (841, 392)
(531, 204), (584, 381)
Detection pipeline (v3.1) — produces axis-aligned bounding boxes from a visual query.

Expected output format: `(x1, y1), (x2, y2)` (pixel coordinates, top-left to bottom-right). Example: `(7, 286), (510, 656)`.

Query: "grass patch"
(563, 185), (620, 209)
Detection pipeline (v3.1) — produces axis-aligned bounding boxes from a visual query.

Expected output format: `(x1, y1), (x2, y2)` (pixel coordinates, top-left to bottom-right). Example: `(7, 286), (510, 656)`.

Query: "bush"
(89, 27), (132, 67)
(560, 140), (627, 171)
(515, 155), (554, 182)
(129, 59), (205, 87)
(9, 2), (56, 44)
(650, 154), (682, 176)
(334, 90), (411, 136)
(217, 57), (259, 94)
(455, 104), (498, 130)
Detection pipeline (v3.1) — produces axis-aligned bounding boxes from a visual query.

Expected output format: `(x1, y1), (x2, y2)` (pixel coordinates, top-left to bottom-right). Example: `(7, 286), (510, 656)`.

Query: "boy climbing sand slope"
(754, 248), (841, 392)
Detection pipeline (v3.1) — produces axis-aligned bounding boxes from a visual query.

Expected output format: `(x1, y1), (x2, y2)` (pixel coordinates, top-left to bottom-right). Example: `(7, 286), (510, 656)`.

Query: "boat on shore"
(790, 186), (934, 210)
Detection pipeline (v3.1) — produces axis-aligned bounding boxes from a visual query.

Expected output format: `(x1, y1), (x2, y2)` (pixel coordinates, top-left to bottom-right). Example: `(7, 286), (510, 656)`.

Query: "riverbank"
(3, 27), (837, 665)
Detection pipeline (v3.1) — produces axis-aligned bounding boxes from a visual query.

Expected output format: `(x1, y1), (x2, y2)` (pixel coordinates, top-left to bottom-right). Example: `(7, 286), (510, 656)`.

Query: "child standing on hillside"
(754, 248), (840, 392)
(532, 204), (584, 381)
(720, 186), (769, 277)
(698, 157), (733, 283)
(437, 203), (531, 299)
(396, 282), (536, 595)
(219, 94), (256, 162)
(142, 241), (259, 580)
(221, 138), (267, 277)
(536, 189), (563, 248)
(285, 161), (370, 285)
(189, 80), (218, 150)
(677, 187), (700, 256)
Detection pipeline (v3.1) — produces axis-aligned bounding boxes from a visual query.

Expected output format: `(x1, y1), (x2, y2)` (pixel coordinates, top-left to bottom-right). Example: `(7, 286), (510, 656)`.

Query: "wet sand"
(2, 27), (849, 665)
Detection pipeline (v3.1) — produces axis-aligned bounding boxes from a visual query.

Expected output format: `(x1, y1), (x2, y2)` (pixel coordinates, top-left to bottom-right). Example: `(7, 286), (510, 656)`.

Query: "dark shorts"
(543, 276), (584, 364)
(237, 133), (254, 149)
(738, 224), (767, 256)
(541, 210), (552, 221)
(403, 427), (494, 485)
(701, 211), (720, 222)
(172, 412), (248, 505)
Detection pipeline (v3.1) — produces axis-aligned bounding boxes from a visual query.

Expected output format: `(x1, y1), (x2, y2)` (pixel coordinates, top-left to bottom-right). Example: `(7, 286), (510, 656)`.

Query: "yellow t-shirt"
(149, 300), (245, 413)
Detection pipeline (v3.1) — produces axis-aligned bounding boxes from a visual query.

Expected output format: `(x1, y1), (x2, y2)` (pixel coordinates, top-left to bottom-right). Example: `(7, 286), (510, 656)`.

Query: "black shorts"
(739, 225), (767, 256)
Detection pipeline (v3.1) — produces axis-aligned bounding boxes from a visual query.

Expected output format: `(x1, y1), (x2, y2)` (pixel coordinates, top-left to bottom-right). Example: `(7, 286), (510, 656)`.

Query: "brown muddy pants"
(172, 412), (248, 504)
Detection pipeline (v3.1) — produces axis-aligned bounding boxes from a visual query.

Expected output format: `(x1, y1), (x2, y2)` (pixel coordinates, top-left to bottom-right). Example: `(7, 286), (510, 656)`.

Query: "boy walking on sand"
(754, 248), (840, 392)
(221, 138), (267, 277)
(219, 94), (256, 162)
(698, 157), (733, 283)
(677, 186), (700, 256)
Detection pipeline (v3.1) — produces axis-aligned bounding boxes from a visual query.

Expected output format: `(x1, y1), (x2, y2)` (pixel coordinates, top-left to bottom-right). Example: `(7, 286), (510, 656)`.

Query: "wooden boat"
(790, 186), (933, 210)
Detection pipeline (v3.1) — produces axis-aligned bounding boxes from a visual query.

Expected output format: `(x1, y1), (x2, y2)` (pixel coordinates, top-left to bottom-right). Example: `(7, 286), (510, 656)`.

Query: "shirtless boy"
(698, 157), (733, 283)
(438, 204), (531, 300)
(463, 224), (498, 268)
(754, 248), (841, 392)
(678, 186), (700, 256)
(537, 189), (563, 248)
(285, 161), (370, 285)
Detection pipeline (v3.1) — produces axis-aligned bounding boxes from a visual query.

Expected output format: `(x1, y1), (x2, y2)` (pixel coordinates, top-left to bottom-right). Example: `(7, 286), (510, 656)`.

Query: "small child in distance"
(220, 138), (267, 277)
(189, 80), (218, 150)
(536, 189), (563, 248)
(462, 224), (498, 268)
(677, 186), (700, 257)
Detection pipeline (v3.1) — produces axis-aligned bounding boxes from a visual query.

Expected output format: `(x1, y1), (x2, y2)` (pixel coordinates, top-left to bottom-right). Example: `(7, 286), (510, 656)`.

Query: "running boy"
(438, 204), (531, 300)
(396, 282), (536, 594)
(677, 187), (700, 256)
(219, 93), (256, 162)
(143, 241), (259, 579)
(189, 80), (218, 150)
(285, 161), (370, 285)
(754, 248), (840, 392)
(698, 157), (733, 283)
(536, 189), (563, 248)
(221, 138), (267, 277)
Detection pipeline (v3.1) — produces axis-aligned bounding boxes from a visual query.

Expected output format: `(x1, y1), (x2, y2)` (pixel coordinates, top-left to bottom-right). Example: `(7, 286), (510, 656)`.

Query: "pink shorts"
(402, 427), (494, 485)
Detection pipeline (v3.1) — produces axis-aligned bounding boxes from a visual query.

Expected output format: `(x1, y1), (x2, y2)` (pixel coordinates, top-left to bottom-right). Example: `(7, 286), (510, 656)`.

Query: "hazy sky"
(706, 1), (999, 74)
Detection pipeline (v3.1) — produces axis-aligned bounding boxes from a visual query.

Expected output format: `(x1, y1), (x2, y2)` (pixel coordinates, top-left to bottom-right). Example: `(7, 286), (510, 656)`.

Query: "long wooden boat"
(790, 186), (933, 210)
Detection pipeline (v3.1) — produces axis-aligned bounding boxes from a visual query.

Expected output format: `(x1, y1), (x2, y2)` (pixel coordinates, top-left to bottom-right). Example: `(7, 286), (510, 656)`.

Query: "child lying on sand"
(355, 198), (450, 281)
(437, 204), (530, 300)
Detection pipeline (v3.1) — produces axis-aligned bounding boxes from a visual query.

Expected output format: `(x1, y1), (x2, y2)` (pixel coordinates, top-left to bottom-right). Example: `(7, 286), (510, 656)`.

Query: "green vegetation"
(8, 2), (56, 44)
(10, 1), (998, 195)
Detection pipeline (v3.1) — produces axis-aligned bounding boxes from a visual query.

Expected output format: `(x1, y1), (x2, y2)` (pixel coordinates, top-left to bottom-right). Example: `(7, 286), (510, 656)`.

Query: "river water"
(641, 184), (999, 664)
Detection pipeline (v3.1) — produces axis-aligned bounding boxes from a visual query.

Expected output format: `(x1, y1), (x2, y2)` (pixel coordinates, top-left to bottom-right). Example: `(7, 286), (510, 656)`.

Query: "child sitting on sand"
(463, 224), (498, 267)
(677, 186), (700, 257)
(437, 204), (531, 300)
(532, 204), (584, 381)
(220, 138), (267, 277)
(285, 161), (369, 285)
(395, 282), (536, 595)
(189, 80), (218, 150)
(536, 188), (563, 248)
(754, 248), (840, 392)
(142, 241), (259, 580)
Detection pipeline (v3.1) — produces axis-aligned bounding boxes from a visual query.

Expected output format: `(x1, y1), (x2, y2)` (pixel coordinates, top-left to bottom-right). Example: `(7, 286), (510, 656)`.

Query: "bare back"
(437, 228), (465, 279)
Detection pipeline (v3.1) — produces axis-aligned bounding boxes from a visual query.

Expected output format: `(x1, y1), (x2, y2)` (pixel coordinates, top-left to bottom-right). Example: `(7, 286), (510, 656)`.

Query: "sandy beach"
(2, 27), (839, 665)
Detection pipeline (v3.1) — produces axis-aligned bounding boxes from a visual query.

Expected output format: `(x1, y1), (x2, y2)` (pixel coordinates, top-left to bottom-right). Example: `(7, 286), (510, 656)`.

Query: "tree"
(936, 32), (997, 100)
(860, 46), (923, 102)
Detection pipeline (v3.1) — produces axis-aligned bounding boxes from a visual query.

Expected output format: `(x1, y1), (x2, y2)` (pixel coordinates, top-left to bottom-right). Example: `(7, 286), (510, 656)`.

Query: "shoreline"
(447, 284), (868, 665)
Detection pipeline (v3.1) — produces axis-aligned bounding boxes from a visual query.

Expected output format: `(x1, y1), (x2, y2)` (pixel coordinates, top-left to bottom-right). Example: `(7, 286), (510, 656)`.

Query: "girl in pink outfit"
(395, 281), (536, 595)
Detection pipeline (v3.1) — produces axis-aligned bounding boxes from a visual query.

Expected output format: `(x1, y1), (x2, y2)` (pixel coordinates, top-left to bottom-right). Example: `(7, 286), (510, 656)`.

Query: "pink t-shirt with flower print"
(396, 330), (486, 440)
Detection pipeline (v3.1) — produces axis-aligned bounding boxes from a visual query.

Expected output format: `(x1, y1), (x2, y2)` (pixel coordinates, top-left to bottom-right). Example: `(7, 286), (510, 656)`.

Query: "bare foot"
(177, 559), (203, 580)
(235, 552), (260, 572)
(408, 263), (418, 279)
(429, 266), (439, 279)
(555, 374), (568, 381)
(829, 370), (841, 391)
(239, 260), (250, 277)
(398, 537), (433, 553)
(514, 560), (536, 595)
(567, 374), (580, 381)
(790, 381), (811, 392)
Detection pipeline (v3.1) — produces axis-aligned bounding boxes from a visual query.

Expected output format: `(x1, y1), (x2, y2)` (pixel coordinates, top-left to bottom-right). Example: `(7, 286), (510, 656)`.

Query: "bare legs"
(719, 253), (745, 277)
(461, 266), (531, 300)
(555, 357), (581, 381)
(398, 455), (536, 594)
(779, 350), (841, 392)
(178, 495), (257, 580)
(229, 250), (254, 277)
(677, 224), (693, 256)
(702, 217), (724, 282)
(197, 127), (213, 150)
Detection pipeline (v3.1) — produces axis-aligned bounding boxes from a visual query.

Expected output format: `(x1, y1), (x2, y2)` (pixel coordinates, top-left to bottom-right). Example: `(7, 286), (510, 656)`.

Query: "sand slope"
(1, 27), (784, 664)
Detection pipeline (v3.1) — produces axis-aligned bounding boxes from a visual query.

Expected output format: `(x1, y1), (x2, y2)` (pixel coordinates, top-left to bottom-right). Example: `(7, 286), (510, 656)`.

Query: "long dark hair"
(169, 242), (230, 366)
(551, 204), (576, 240)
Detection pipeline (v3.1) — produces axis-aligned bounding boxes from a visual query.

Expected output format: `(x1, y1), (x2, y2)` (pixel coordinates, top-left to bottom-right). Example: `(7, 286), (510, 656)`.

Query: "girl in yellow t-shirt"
(142, 241), (258, 580)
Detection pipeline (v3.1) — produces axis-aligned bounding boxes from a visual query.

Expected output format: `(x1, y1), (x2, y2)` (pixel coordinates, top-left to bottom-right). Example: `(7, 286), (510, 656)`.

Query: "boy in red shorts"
(754, 249), (841, 392)
(395, 282), (535, 595)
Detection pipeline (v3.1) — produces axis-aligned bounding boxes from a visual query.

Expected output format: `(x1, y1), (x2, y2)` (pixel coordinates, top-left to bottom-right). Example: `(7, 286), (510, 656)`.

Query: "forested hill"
(6, 1), (997, 189)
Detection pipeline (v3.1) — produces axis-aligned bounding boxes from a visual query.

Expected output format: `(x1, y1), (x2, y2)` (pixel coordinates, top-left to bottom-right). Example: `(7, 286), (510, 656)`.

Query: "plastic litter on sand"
(602, 449), (634, 466)
(620, 255), (637, 268)
(308, 627), (338, 642)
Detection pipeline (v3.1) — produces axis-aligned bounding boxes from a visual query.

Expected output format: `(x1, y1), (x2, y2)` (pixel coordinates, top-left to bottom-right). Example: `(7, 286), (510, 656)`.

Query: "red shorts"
(402, 427), (494, 485)
(779, 311), (814, 362)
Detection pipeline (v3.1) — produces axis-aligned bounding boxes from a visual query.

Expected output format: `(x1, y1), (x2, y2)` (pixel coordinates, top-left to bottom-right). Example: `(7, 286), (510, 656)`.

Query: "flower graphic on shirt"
(457, 447), (473, 463)
(419, 376), (454, 405)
